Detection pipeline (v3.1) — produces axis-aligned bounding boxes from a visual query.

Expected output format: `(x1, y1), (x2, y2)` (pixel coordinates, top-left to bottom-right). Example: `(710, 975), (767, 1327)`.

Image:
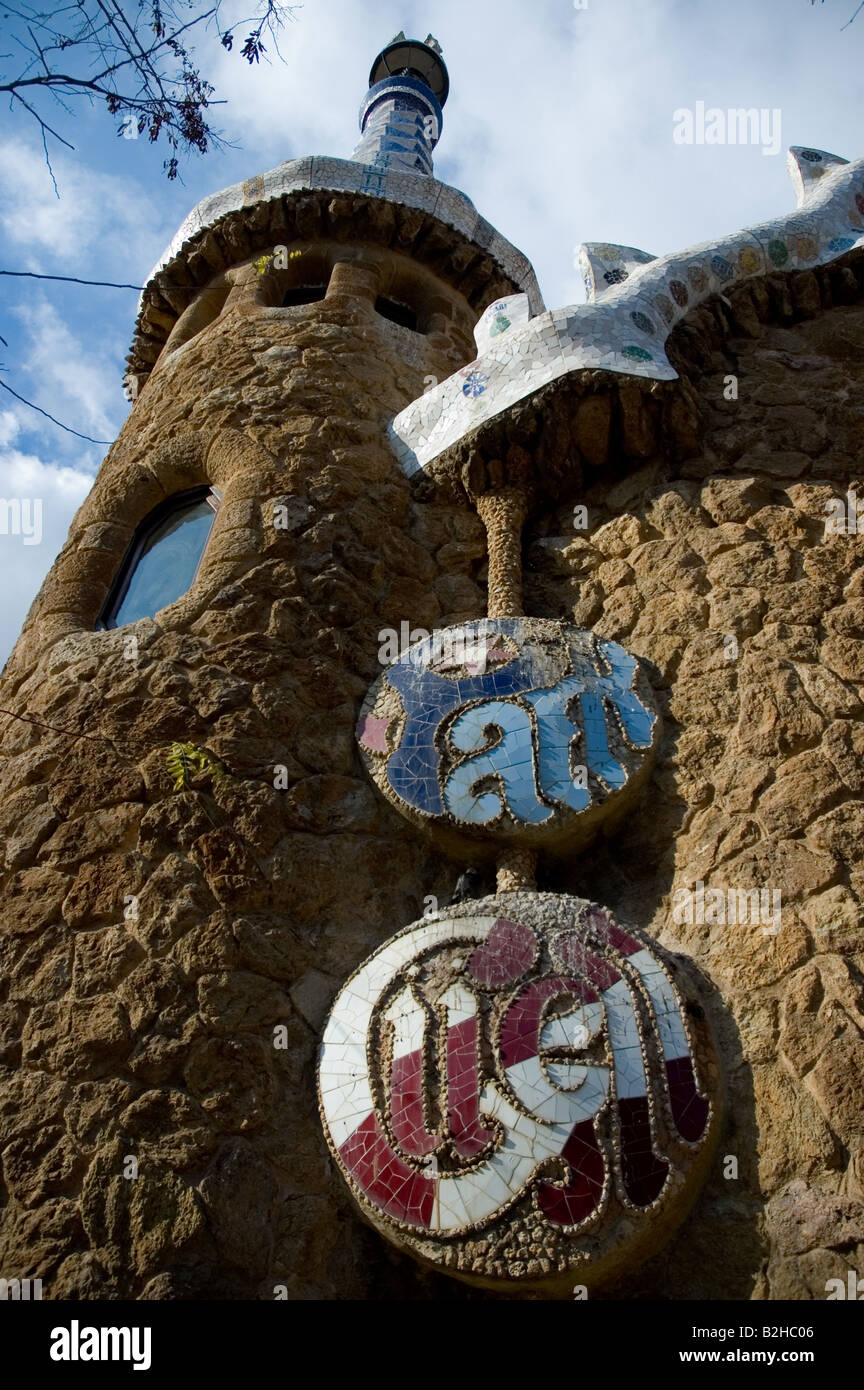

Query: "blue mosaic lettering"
(444, 701), (551, 824)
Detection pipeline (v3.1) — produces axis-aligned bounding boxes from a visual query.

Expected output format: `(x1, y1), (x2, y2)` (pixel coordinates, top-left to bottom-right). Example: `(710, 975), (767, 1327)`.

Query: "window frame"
(96, 485), (221, 630)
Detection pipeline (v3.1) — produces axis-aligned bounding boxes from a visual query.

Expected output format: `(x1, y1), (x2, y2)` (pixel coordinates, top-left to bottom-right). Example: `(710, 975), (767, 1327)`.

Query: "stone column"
(495, 848), (538, 892)
(325, 256), (380, 303)
(475, 484), (528, 618)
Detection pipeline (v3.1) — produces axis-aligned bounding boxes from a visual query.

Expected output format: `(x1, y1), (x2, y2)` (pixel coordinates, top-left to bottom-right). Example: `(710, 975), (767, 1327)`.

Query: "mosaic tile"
(389, 146), (864, 475)
(130, 148), (546, 377)
(356, 618), (660, 854)
(579, 243), (657, 303)
(787, 145), (850, 207)
(318, 893), (717, 1290)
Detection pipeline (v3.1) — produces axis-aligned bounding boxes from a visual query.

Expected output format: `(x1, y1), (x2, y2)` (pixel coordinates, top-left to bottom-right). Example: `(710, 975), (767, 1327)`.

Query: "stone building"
(1, 35), (863, 1300)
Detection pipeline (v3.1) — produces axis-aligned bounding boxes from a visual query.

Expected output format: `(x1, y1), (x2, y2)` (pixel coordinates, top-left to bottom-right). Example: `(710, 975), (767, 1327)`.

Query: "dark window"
(282, 285), (327, 306)
(375, 295), (419, 332)
(98, 487), (219, 629)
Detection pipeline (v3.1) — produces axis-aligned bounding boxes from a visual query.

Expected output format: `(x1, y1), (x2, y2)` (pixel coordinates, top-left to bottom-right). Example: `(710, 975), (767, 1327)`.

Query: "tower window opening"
(282, 285), (327, 307)
(375, 295), (420, 332)
(97, 487), (219, 629)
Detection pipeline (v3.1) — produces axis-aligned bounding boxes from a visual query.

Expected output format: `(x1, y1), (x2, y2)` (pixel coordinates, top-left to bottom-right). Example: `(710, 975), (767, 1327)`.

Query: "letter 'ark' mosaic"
(356, 618), (661, 855)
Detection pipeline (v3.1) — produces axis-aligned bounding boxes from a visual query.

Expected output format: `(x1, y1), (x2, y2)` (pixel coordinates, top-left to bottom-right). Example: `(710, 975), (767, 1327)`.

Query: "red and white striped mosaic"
(318, 893), (717, 1288)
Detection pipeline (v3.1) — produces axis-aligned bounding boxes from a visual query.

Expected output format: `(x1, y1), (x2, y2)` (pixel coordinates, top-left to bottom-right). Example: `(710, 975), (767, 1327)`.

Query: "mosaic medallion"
(473, 293), (530, 353)
(669, 279), (689, 307)
(356, 618), (661, 856)
(654, 293), (676, 324)
(622, 344), (653, 363)
(738, 244), (762, 273)
(318, 894), (718, 1291)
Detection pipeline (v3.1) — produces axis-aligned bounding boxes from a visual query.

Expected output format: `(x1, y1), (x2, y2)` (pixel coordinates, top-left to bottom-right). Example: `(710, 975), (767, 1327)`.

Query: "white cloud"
(201, 0), (376, 157)
(0, 134), (169, 274)
(0, 410), (21, 447)
(194, 0), (862, 313)
(13, 298), (126, 446)
(0, 447), (93, 663)
(1, 0), (862, 672)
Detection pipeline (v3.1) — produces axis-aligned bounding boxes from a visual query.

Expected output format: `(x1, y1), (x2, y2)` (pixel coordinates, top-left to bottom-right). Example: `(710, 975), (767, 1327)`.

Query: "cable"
(0, 378), (114, 445)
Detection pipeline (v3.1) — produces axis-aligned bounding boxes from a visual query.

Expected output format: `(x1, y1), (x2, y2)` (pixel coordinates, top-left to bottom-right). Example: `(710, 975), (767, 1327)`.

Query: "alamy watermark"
(377, 622), (494, 672)
(0, 1276), (42, 1300)
(824, 489), (863, 536)
(0, 497), (43, 546)
(672, 881), (781, 934)
(825, 1270), (864, 1300)
(673, 102), (782, 157)
(50, 1322), (151, 1369)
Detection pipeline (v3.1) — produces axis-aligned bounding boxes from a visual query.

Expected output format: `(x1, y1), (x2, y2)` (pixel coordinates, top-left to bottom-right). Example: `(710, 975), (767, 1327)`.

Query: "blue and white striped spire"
(352, 33), (449, 177)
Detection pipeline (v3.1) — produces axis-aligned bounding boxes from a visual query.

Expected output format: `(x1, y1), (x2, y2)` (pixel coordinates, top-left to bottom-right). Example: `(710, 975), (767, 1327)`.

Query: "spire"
(352, 33), (449, 177)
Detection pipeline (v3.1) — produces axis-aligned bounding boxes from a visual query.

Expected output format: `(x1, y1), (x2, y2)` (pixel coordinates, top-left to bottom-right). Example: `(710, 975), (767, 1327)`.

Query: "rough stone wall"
(0, 246), (496, 1299)
(525, 280), (864, 1300)
(1, 237), (863, 1300)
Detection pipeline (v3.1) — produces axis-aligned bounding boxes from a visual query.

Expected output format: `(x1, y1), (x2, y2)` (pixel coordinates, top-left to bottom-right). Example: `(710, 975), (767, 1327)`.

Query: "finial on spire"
(352, 34), (450, 178)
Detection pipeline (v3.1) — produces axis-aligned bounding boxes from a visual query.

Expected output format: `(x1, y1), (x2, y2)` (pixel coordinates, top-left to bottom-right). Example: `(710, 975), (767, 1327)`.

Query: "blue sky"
(1, 0), (862, 665)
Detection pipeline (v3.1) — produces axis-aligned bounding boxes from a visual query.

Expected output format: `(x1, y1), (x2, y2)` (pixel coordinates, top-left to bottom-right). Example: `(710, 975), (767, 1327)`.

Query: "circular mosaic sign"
(318, 894), (718, 1292)
(356, 618), (661, 856)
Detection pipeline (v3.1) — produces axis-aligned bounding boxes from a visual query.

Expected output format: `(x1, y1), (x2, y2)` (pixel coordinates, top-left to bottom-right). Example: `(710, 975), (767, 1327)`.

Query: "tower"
(1, 37), (864, 1301)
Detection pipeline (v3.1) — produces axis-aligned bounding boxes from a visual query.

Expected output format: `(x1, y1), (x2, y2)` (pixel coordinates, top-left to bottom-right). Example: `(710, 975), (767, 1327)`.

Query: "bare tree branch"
(810, 0), (864, 25)
(1, 1), (300, 180)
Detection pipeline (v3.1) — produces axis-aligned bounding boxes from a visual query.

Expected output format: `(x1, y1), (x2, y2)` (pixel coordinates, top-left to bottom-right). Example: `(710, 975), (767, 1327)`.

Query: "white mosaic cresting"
(128, 155), (545, 371)
(473, 293), (532, 354)
(389, 147), (864, 475)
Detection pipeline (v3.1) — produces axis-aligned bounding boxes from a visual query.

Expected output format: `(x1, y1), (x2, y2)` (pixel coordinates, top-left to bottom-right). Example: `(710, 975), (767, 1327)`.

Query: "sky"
(1, 0), (863, 666)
